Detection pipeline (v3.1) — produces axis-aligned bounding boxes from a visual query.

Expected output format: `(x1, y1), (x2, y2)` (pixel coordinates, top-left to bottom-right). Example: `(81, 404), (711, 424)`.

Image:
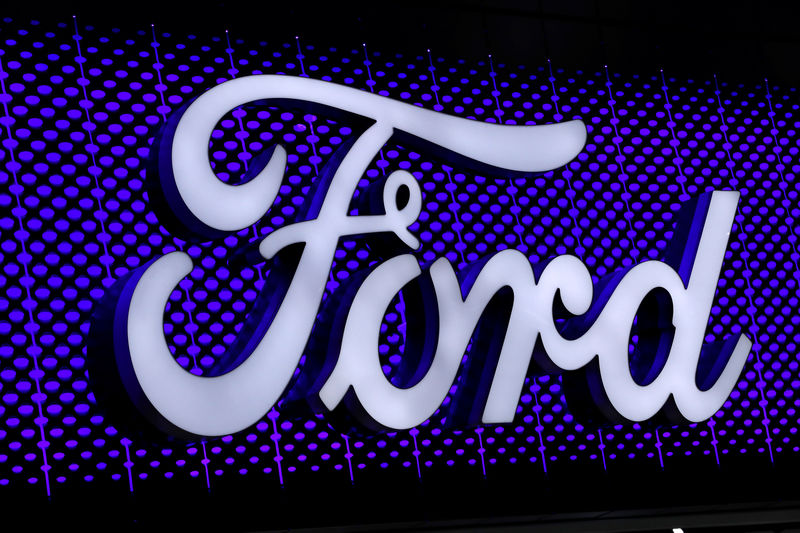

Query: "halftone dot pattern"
(0, 15), (799, 497)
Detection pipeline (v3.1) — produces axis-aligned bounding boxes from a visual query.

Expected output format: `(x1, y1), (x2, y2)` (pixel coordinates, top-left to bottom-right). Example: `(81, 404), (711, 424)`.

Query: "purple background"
(0, 14), (798, 515)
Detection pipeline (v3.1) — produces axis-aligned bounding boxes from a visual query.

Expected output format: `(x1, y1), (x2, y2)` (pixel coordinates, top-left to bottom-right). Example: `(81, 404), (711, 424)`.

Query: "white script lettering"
(90, 75), (751, 438)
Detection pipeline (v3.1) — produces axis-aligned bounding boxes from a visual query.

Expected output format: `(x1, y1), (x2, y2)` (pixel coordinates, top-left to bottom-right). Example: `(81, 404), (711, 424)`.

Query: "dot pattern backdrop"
(1, 15), (799, 500)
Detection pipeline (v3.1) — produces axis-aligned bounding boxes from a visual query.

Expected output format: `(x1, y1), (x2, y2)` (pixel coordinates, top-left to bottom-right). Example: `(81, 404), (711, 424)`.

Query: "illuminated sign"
(89, 75), (750, 438)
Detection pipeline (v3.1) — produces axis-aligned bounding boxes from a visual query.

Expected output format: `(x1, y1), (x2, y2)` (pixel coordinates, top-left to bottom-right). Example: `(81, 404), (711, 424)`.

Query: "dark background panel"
(7, 0), (799, 83)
